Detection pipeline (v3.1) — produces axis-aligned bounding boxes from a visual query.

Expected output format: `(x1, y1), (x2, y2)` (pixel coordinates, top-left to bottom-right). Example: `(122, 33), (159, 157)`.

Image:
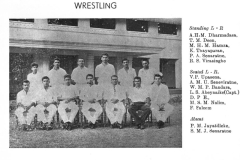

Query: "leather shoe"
(90, 123), (95, 129)
(140, 124), (145, 130)
(67, 122), (72, 131)
(158, 121), (165, 128)
(135, 124), (141, 129)
(118, 123), (123, 129)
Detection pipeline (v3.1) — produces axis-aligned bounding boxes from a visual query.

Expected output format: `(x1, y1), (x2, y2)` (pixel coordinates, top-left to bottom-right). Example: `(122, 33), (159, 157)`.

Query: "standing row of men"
(15, 53), (174, 131)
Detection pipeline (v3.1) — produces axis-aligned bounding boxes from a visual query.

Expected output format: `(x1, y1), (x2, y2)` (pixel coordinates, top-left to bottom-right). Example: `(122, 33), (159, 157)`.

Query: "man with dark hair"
(79, 74), (102, 129)
(57, 74), (79, 130)
(150, 74), (174, 128)
(35, 76), (57, 130)
(95, 53), (115, 85)
(117, 58), (136, 87)
(27, 62), (42, 93)
(127, 76), (151, 129)
(15, 80), (36, 131)
(103, 75), (126, 129)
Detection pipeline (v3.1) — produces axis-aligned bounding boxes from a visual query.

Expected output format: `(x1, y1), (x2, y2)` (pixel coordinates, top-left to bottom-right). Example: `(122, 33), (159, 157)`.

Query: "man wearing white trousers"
(103, 75), (126, 129)
(35, 76), (57, 130)
(57, 74), (79, 130)
(79, 74), (102, 129)
(15, 80), (36, 131)
(150, 74), (174, 128)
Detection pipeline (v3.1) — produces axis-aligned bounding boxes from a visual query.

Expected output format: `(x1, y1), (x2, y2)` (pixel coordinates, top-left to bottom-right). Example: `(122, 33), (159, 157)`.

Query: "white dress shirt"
(138, 68), (158, 86)
(150, 83), (170, 104)
(117, 67), (136, 87)
(128, 86), (150, 102)
(71, 66), (91, 85)
(47, 68), (67, 87)
(17, 90), (35, 106)
(79, 84), (101, 101)
(95, 63), (115, 84)
(103, 84), (126, 101)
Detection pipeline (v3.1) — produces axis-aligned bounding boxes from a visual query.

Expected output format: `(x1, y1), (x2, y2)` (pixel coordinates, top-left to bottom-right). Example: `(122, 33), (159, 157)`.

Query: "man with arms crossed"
(35, 76), (57, 130)
(79, 74), (102, 129)
(15, 80), (36, 131)
(150, 74), (174, 128)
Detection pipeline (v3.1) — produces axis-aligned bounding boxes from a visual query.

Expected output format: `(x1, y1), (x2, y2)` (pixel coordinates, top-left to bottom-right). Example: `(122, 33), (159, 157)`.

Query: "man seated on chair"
(15, 80), (36, 131)
(150, 74), (174, 128)
(127, 77), (151, 130)
(35, 76), (57, 130)
(79, 74), (102, 129)
(103, 75), (126, 129)
(57, 74), (79, 130)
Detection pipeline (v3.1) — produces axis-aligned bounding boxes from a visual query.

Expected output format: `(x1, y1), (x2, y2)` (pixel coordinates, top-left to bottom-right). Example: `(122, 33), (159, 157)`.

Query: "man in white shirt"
(79, 74), (103, 129)
(103, 75), (126, 129)
(138, 59), (159, 87)
(117, 58), (136, 88)
(150, 74), (174, 128)
(47, 57), (67, 88)
(57, 74), (79, 130)
(95, 53), (115, 85)
(27, 62), (42, 93)
(35, 76), (57, 130)
(128, 77), (151, 129)
(15, 80), (36, 131)
(71, 58), (91, 86)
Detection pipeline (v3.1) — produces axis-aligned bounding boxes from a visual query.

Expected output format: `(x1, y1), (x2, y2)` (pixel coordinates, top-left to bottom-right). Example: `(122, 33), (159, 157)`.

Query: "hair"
(111, 75), (118, 79)
(78, 58), (85, 62)
(22, 79), (30, 85)
(42, 76), (50, 81)
(141, 59), (149, 64)
(154, 73), (163, 79)
(64, 74), (71, 79)
(31, 62), (38, 68)
(101, 53), (109, 58)
(122, 58), (129, 63)
(134, 76), (141, 82)
(86, 74), (94, 79)
(54, 57), (60, 62)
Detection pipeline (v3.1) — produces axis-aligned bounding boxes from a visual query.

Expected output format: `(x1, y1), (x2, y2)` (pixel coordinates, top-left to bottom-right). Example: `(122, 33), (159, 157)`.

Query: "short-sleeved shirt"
(117, 68), (136, 87)
(58, 85), (78, 99)
(138, 68), (158, 86)
(35, 87), (56, 103)
(71, 66), (91, 85)
(27, 72), (43, 91)
(16, 90), (35, 106)
(95, 63), (115, 84)
(103, 84), (126, 101)
(47, 68), (67, 87)
(79, 84), (101, 102)
(150, 83), (170, 104)
(128, 86), (150, 102)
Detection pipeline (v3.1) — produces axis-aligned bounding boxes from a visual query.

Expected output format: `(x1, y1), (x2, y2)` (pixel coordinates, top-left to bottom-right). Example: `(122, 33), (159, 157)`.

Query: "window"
(158, 23), (177, 35)
(48, 19), (78, 26)
(126, 19), (148, 32)
(90, 19), (116, 29)
(9, 19), (34, 22)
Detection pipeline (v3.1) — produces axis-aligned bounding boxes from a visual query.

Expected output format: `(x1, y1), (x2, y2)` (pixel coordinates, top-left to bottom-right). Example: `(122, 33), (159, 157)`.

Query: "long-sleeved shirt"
(71, 66), (91, 85)
(95, 63), (115, 84)
(138, 68), (158, 86)
(47, 68), (67, 87)
(150, 83), (170, 104)
(27, 72), (43, 91)
(35, 87), (57, 103)
(128, 86), (150, 102)
(79, 84), (101, 102)
(16, 90), (35, 106)
(103, 84), (126, 101)
(117, 67), (136, 87)
(57, 84), (78, 99)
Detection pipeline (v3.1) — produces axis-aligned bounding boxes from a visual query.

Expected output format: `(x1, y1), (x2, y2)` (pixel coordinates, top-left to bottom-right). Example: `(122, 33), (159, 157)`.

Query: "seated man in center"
(79, 74), (103, 129)
(57, 74), (79, 130)
(128, 76), (151, 129)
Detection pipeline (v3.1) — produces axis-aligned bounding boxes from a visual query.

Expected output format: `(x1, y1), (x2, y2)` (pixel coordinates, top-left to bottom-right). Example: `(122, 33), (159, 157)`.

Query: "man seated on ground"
(79, 74), (102, 129)
(15, 80), (36, 131)
(127, 77), (151, 130)
(103, 75), (126, 129)
(35, 76), (57, 130)
(57, 74), (79, 130)
(150, 74), (174, 128)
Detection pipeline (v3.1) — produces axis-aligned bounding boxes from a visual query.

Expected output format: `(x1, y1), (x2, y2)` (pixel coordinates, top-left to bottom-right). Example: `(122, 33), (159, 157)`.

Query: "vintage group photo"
(9, 18), (182, 148)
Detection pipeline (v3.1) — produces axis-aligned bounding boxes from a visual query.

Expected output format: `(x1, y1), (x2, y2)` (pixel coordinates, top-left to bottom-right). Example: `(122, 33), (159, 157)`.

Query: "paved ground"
(9, 101), (182, 148)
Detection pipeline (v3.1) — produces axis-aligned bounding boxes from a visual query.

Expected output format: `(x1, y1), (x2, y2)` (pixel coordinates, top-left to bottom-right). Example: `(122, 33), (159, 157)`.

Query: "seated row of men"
(15, 73), (174, 131)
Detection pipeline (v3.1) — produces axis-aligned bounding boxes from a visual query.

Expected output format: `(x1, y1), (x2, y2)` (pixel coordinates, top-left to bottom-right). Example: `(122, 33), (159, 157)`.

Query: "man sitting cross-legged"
(79, 74), (103, 129)
(35, 76), (57, 130)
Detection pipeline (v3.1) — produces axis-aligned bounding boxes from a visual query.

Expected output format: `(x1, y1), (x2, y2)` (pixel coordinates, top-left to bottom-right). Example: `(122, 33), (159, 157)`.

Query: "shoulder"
(96, 64), (102, 68)
(17, 90), (23, 96)
(139, 68), (143, 72)
(60, 68), (66, 72)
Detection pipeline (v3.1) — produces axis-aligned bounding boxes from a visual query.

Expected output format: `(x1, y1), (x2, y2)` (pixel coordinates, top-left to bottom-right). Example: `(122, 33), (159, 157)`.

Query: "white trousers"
(82, 102), (103, 124)
(35, 104), (57, 123)
(15, 107), (36, 125)
(58, 102), (79, 123)
(150, 103), (174, 122)
(106, 102), (126, 124)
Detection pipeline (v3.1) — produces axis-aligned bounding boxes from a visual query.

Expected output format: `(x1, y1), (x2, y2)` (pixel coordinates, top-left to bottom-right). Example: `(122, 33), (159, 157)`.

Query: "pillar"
(175, 58), (182, 89)
(86, 54), (94, 75)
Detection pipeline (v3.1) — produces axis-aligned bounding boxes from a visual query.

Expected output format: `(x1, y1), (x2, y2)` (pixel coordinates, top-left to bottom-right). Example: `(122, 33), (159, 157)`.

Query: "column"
(86, 54), (94, 75)
(78, 19), (90, 32)
(115, 19), (126, 33)
(175, 58), (182, 89)
(127, 56), (133, 68)
(148, 21), (158, 36)
(34, 19), (48, 28)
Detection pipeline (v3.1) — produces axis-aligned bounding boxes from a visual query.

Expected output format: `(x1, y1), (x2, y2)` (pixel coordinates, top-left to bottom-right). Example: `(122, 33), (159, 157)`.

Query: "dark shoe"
(83, 124), (88, 129)
(26, 125), (33, 131)
(158, 121), (165, 128)
(46, 123), (53, 130)
(21, 124), (27, 131)
(90, 123), (95, 129)
(118, 123), (123, 129)
(67, 122), (72, 131)
(140, 124), (145, 130)
(135, 124), (141, 129)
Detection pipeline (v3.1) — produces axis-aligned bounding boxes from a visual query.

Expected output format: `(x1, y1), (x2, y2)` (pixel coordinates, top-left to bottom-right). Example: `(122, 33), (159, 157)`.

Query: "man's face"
(122, 60), (129, 68)
(142, 61), (149, 69)
(77, 59), (84, 67)
(154, 76), (162, 85)
(86, 76), (94, 84)
(134, 79), (141, 87)
(31, 66), (38, 73)
(42, 79), (50, 87)
(101, 55), (109, 63)
(53, 60), (60, 68)
(64, 77), (71, 86)
(22, 82), (30, 91)
(111, 76), (118, 85)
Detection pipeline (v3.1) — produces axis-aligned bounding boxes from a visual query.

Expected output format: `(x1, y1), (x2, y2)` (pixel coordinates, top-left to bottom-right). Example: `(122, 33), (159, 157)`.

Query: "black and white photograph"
(9, 18), (182, 148)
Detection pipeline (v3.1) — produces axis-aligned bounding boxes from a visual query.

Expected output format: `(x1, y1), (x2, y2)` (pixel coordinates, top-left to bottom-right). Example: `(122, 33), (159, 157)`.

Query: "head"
(86, 74), (94, 85)
(154, 74), (163, 85)
(122, 59), (129, 68)
(141, 59), (149, 69)
(101, 53), (109, 63)
(53, 57), (60, 69)
(111, 75), (118, 85)
(64, 74), (71, 86)
(77, 58), (85, 67)
(42, 76), (50, 88)
(31, 62), (38, 73)
(133, 77), (141, 88)
(22, 80), (30, 92)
